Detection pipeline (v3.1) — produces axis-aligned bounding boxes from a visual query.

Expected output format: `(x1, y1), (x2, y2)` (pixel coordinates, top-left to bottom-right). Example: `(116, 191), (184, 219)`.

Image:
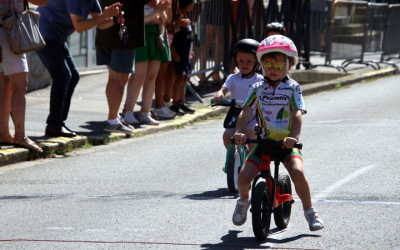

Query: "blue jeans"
(36, 39), (80, 129)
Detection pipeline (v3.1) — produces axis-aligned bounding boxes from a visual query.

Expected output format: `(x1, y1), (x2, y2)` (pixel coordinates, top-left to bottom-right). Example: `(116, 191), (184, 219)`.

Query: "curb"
(0, 106), (227, 167)
(0, 67), (396, 167)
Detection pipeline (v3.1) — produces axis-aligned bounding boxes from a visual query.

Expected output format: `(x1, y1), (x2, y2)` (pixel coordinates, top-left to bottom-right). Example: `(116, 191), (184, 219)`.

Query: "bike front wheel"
(274, 174), (292, 229)
(251, 181), (272, 240)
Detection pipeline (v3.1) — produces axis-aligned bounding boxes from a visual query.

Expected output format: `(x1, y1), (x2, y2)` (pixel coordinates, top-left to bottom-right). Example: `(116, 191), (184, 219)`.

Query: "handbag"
(2, 0), (46, 55)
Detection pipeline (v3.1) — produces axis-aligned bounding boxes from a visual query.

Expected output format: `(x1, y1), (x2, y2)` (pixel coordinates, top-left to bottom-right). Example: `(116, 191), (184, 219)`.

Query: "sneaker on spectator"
(104, 121), (134, 135)
(169, 103), (185, 116)
(180, 103), (195, 114)
(119, 116), (135, 130)
(124, 111), (139, 125)
(139, 112), (160, 125)
(304, 207), (324, 231)
(232, 199), (250, 226)
(154, 106), (176, 119)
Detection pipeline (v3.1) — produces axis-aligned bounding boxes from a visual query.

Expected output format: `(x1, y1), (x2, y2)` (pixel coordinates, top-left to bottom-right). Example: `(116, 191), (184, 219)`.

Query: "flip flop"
(11, 137), (43, 153)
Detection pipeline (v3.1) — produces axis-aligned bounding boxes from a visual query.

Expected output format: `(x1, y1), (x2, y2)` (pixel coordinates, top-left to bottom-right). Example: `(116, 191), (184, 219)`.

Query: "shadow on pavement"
(201, 229), (321, 249)
(183, 188), (239, 200)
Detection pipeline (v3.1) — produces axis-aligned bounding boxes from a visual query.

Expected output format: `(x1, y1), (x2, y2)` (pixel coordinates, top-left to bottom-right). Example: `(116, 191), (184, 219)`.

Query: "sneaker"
(180, 103), (195, 114)
(139, 112), (160, 125)
(154, 106), (176, 119)
(232, 199), (250, 226)
(119, 117), (135, 131)
(104, 121), (134, 135)
(304, 207), (324, 231)
(124, 111), (139, 125)
(169, 104), (185, 116)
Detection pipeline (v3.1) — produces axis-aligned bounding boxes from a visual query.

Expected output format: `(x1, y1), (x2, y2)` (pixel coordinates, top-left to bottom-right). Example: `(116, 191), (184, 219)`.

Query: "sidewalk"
(0, 56), (398, 166)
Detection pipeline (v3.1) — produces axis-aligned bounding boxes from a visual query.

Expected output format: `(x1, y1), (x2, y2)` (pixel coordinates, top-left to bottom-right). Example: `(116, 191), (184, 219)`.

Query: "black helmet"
(233, 38), (259, 58)
(265, 22), (286, 36)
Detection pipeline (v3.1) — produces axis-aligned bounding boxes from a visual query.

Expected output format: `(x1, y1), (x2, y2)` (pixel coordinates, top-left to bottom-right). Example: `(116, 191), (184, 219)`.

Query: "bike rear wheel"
(251, 181), (272, 240)
(226, 146), (242, 193)
(274, 174), (292, 229)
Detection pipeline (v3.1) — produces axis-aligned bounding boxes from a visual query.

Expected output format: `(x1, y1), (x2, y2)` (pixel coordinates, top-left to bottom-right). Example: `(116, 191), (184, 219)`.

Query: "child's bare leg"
(237, 162), (259, 200)
(222, 128), (235, 149)
(286, 158), (312, 210)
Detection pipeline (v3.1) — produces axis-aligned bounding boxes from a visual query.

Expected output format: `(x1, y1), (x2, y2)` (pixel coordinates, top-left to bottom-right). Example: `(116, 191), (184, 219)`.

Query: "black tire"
(226, 146), (242, 193)
(251, 181), (272, 240)
(274, 174), (292, 229)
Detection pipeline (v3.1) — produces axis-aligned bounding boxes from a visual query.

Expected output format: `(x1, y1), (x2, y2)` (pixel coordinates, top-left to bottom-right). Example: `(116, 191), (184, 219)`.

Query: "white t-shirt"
(223, 72), (264, 101)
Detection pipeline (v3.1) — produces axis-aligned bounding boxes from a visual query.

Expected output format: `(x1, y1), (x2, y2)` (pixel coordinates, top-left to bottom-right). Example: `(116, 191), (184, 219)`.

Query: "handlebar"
(231, 137), (303, 150)
(211, 99), (245, 108)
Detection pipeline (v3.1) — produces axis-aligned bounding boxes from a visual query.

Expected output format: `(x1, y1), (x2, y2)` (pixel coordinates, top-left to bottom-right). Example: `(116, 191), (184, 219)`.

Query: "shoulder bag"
(2, 0), (46, 55)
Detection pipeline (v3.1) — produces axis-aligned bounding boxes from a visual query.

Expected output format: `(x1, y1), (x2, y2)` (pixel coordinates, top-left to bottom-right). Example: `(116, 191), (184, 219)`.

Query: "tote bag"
(2, 0), (46, 54)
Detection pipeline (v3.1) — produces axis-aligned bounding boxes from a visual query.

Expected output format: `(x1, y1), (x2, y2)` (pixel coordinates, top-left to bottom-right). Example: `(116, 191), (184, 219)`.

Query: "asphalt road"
(0, 75), (399, 249)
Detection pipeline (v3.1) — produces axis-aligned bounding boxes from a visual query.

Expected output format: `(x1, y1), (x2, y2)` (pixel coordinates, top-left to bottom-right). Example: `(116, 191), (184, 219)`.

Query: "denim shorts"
(96, 47), (135, 74)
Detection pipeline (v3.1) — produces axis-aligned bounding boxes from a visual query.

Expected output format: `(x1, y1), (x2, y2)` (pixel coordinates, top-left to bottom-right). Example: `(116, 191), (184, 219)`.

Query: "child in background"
(169, 0), (195, 114)
(232, 35), (324, 231)
(213, 38), (264, 149)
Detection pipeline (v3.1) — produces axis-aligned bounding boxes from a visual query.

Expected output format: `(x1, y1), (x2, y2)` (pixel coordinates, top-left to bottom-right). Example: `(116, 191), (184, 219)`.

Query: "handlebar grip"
(294, 143), (303, 150)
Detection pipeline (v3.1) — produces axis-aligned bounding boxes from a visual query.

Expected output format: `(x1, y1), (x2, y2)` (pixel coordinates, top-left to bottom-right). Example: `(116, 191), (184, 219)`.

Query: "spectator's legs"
(140, 60), (161, 114)
(124, 61), (148, 112)
(61, 43), (80, 123)
(105, 66), (129, 120)
(36, 41), (73, 129)
(0, 72), (13, 143)
(163, 62), (176, 104)
(8, 72), (28, 141)
(154, 62), (168, 109)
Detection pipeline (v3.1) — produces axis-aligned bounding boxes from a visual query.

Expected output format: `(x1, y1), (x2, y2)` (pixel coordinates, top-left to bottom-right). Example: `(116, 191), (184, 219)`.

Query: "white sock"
(107, 118), (119, 125)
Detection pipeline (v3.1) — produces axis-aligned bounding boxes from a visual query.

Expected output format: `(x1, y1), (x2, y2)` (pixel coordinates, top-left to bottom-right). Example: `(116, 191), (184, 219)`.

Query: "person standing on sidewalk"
(96, 0), (166, 133)
(36, 0), (121, 138)
(0, 0), (48, 152)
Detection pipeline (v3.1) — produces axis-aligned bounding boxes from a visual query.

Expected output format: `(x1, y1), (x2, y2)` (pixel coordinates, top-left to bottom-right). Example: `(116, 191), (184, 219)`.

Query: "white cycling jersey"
(244, 76), (306, 141)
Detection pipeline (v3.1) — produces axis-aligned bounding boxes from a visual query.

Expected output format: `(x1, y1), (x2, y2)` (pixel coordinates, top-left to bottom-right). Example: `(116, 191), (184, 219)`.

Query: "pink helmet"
(256, 35), (298, 64)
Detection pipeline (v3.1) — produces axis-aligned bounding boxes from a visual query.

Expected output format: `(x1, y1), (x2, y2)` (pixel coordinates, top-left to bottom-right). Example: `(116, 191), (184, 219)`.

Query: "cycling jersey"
(244, 76), (306, 141)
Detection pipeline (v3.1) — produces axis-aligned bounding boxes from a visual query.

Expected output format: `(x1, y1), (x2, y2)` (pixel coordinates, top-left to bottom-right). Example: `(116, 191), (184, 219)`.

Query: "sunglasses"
(262, 62), (285, 70)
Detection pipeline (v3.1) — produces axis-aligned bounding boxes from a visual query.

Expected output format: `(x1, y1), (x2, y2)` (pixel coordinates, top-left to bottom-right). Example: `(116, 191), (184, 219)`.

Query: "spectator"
(95, 0), (152, 134)
(153, 0), (179, 119)
(154, 0), (177, 119)
(122, 0), (171, 126)
(197, 0), (225, 84)
(36, 0), (121, 137)
(0, 0), (48, 152)
(168, 0), (195, 115)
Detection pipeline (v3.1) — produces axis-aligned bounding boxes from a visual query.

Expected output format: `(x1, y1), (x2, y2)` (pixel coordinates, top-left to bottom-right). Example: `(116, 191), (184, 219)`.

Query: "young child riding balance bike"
(213, 38), (264, 149)
(232, 35), (324, 231)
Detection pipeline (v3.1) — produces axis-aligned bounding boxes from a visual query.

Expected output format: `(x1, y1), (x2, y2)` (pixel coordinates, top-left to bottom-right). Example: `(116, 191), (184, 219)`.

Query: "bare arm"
(28, 0), (48, 6)
(213, 86), (228, 104)
(283, 109), (302, 148)
(70, 2), (120, 33)
(233, 106), (253, 145)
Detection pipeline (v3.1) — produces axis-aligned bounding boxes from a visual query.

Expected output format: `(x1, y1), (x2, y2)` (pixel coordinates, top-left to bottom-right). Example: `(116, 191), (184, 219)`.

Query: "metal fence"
(186, 0), (400, 84)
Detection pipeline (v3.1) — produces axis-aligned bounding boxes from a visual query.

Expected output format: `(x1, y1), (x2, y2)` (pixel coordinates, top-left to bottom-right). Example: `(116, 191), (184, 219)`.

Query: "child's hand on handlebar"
(213, 95), (223, 104)
(233, 133), (247, 145)
(282, 137), (298, 149)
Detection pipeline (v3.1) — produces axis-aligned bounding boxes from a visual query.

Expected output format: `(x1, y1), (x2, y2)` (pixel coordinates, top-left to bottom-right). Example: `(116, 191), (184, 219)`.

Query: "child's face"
(235, 51), (257, 76)
(261, 53), (289, 82)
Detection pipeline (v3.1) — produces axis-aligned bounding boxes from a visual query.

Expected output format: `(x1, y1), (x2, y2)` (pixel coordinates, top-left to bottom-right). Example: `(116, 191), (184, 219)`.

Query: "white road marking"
(314, 164), (376, 200)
